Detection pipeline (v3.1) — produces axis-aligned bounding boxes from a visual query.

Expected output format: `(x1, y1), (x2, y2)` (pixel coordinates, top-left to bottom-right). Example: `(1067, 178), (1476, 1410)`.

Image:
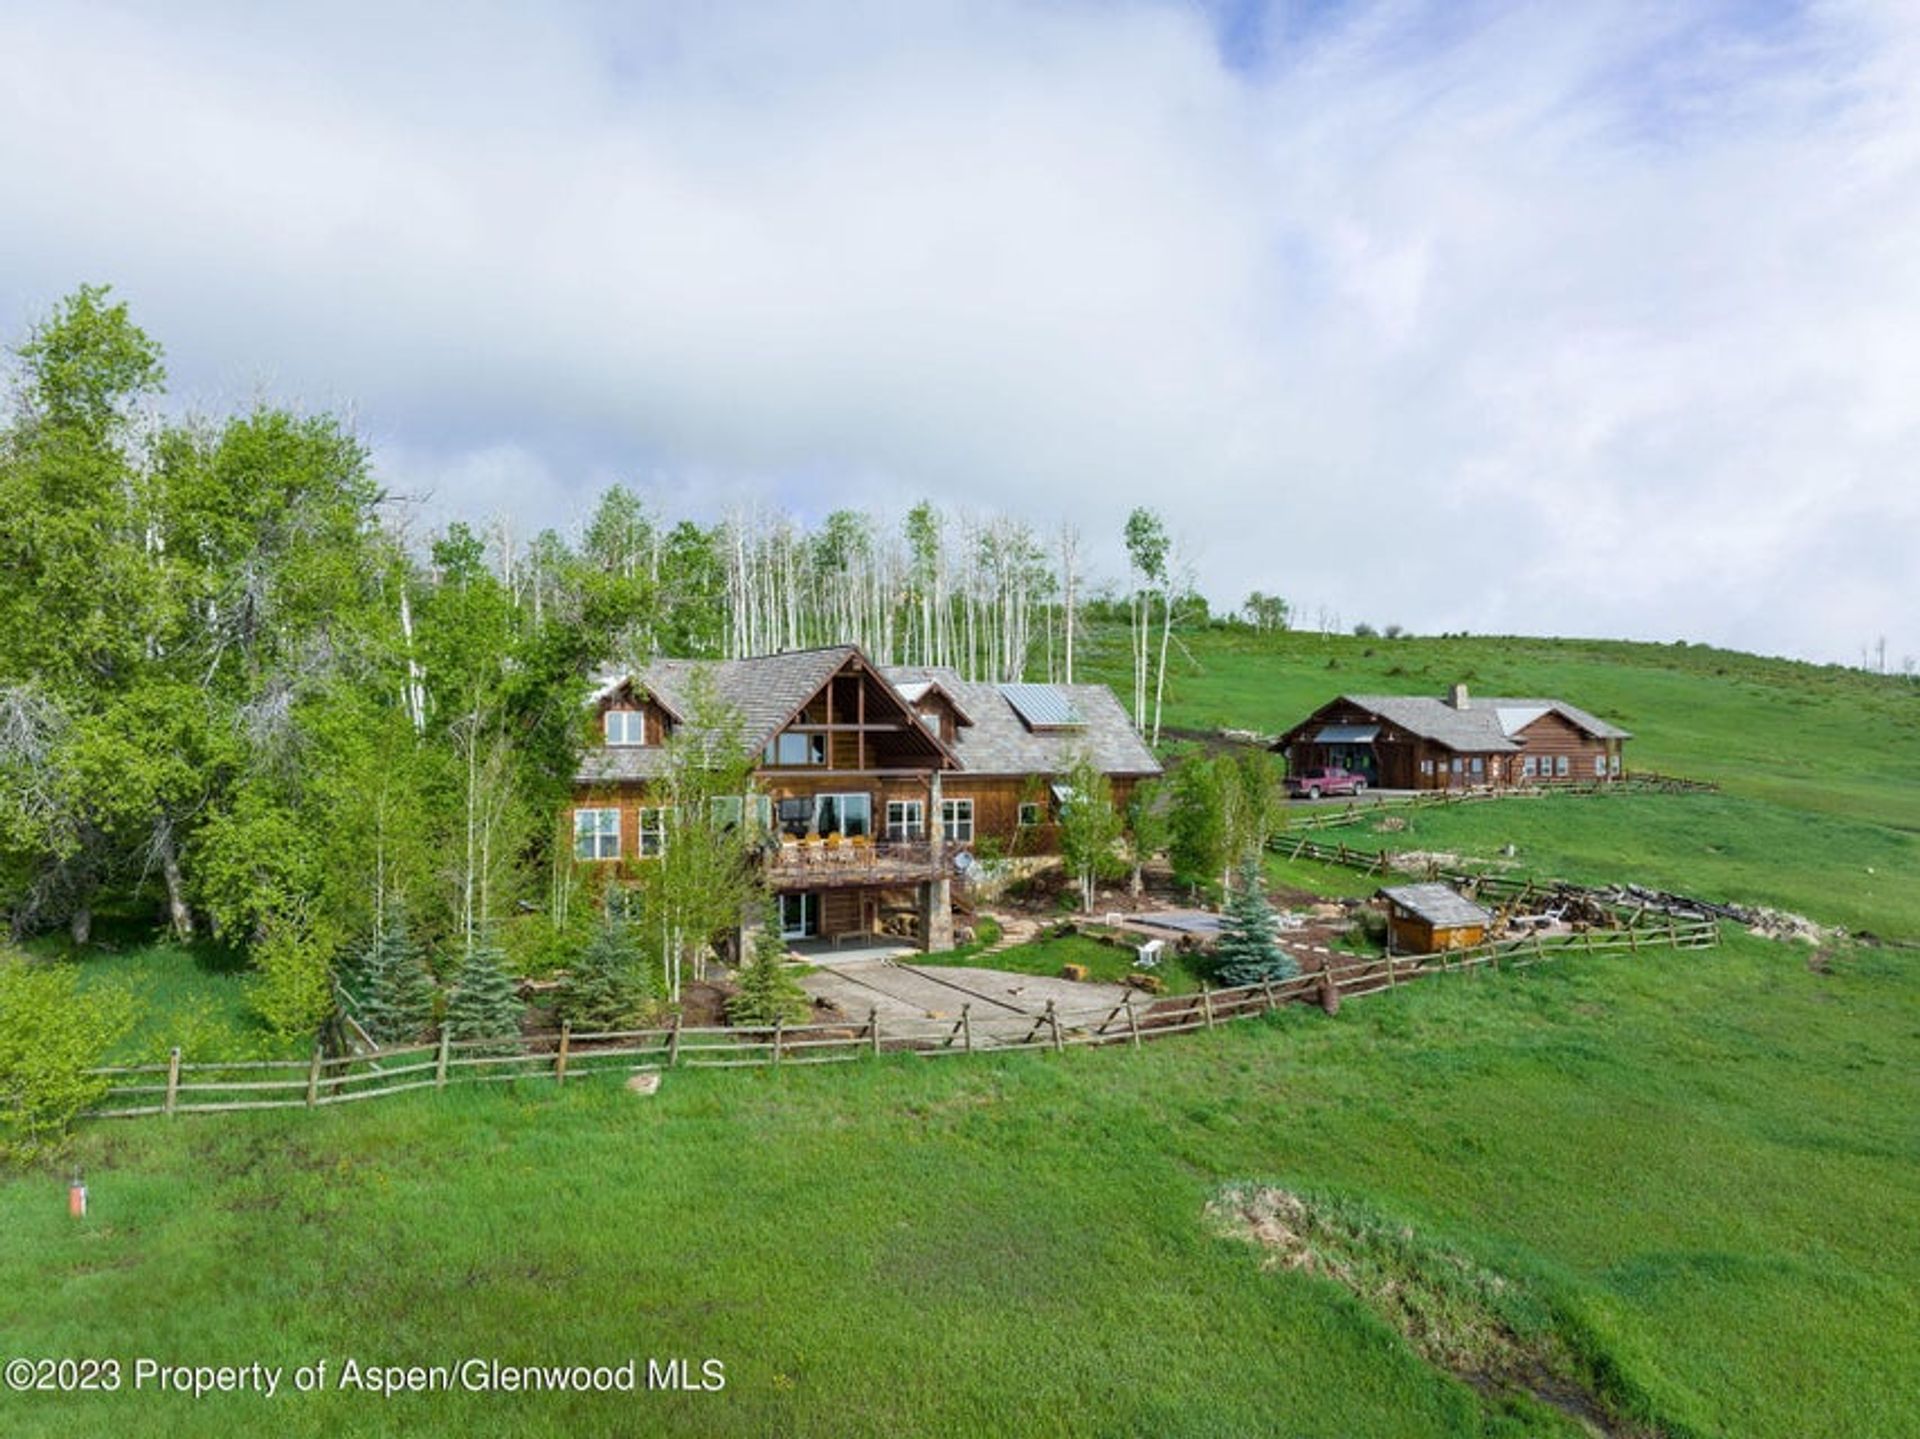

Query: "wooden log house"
(571, 646), (1161, 950)
(1274, 684), (1630, 791)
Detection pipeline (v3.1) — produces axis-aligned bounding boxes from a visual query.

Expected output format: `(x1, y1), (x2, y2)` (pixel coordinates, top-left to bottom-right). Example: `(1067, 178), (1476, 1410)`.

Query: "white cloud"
(1, 0), (1916, 664)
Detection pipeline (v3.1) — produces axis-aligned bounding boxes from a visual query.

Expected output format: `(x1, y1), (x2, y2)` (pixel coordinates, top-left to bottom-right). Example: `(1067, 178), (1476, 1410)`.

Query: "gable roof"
(883, 666), (1162, 778)
(577, 645), (954, 783)
(1285, 693), (1629, 752)
(1379, 883), (1494, 927)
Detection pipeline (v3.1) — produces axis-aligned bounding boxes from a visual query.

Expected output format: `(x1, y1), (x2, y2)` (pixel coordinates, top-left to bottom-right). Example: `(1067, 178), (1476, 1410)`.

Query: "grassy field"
(1295, 788), (1920, 938)
(2, 930), (1913, 1437)
(1077, 627), (1920, 823)
(5, 628), (1918, 1435)
(1079, 625), (1920, 939)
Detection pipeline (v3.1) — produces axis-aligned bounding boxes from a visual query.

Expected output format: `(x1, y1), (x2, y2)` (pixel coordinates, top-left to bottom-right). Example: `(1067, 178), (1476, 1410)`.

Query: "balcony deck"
(764, 834), (950, 891)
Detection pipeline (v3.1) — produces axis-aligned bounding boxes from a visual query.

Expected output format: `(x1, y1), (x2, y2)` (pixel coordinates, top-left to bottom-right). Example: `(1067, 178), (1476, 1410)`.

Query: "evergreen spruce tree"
(728, 907), (811, 1027)
(359, 908), (438, 1043)
(558, 907), (655, 1030)
(1212, 853), (1297, 989)
(444, 937), (523, 1051)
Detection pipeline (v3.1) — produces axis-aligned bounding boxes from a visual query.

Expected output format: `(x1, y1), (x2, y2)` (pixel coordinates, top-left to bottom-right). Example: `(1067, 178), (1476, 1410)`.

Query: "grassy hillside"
(1079, 626), (1920, 822)
(3, 932), (1913, 1437)
(1080, 625), (1920, 937)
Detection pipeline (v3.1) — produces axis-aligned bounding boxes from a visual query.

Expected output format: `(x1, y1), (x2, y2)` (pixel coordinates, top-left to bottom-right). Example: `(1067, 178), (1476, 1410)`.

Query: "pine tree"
(729, 907), (811, 1027)
(444, 937), (523, 1050)
(558, 908), (655, 1030)
(1212, 854), (1297, 989)
(359, 909), (437, 1043)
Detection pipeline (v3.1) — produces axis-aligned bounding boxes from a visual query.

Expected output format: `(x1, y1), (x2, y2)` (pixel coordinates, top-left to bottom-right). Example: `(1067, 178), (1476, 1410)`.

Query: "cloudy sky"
(2, 1), (1916, 666)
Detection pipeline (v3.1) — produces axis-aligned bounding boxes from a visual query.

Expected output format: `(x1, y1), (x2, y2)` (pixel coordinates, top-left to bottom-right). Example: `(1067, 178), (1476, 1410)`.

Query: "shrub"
(0, 954), (134, 1162)
(729, 910), (811, 1028)
(1213, 854), (1299, 989)
(558, 909), (655, 1030)
(358, 911), (438, 1044)
(249, 897), (338, 1043)
(444, 939), (523, 1051)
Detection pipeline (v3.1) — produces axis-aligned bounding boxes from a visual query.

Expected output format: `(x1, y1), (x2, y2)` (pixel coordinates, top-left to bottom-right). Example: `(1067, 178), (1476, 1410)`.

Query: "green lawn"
(2, 931), (1913, 1436)
(6, 628), (1919, 1435)
(1294, 788), (1920, 940)
(43, 930), (294, 1065)
(1079, 625), (1920, 823)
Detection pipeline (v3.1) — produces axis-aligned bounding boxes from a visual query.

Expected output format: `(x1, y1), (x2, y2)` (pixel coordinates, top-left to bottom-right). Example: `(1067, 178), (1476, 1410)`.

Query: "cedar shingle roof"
(577, 646), (862, 783)
(1290, 694), (1630, 752)
(575, 649), (1160, 784)
(883, 667), (1162, 777)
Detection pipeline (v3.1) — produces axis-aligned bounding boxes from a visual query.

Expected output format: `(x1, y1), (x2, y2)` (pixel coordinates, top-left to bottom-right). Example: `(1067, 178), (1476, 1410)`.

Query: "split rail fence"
(83, 917), (1719, 1121)
(1282, 772), (1717, 834)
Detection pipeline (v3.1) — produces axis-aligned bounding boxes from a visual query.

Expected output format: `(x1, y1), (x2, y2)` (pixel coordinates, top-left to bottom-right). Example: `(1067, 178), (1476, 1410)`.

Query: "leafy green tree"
(1056, 750), (1125, 913)
(248, 896), (338, 1042)
(558, 907), (656, 1030)
(444, 937), (523, 1049)
(0, 953), (134, 1161)
(1167, 757), (1229, 899)
(728, 906), (811, 1027)
(635, 670), (765, 1002)
(1212, 854), (1297, 989)
(1123, 777), (1169, 896)
(357, 909), (437, 1044)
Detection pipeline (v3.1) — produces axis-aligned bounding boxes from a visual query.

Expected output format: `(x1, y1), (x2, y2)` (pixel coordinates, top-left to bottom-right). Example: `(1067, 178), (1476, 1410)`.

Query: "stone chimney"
(1447, 683), (1470, 710)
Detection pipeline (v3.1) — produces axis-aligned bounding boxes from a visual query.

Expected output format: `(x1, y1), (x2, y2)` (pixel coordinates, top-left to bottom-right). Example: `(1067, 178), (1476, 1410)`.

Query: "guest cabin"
(571, 645), (1161, 951)
(1275, 685), (1629, 792)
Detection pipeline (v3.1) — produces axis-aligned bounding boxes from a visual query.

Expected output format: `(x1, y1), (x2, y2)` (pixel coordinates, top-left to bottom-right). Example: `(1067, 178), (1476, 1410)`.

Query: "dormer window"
(605, 710), (648, 746)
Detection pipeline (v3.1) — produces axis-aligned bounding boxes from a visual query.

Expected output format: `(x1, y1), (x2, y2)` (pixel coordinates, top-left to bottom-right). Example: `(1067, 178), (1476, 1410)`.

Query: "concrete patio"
(799, 958), (1138, 1044)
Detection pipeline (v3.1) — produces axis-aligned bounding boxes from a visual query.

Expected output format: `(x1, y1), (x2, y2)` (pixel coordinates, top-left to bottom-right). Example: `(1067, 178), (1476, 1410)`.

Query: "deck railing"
(764, 834), (948, 883)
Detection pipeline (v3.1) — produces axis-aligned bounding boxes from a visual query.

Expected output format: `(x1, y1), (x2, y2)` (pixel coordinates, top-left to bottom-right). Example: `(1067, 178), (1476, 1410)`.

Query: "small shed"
(1378, 883), (1493, 954)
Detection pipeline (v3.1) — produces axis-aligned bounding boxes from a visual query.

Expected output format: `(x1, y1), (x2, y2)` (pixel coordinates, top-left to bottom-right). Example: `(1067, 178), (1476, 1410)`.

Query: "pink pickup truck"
(1285, 766), (1368, 800)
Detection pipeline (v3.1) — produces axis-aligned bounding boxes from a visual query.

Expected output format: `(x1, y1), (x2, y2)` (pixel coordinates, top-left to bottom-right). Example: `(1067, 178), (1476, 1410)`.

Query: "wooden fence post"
(555, 1021), (571, 1085)
(772, 1016), (784, 1068)
(1047, 1000), (1064, 1053)
(961, 1003), (973, 1054)
(869, 1006), (881, 1057)
(1200, 985), (1216, 1030)
(435, 1026), (451, 1089)
(1261, 976), (1276, 1013)
(164, 1047), (181, 1118)
(667, 1013), (683, 1068)
(306, 1045), (323, 1107)
(1125, 994), (1142, 1050)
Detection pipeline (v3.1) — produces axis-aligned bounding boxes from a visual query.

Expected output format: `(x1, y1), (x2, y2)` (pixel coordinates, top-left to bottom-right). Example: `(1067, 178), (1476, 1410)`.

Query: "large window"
(1017, 802), (1042, 827)
(1593, 755), (1606, 777)
(814, 793), (871, 839)
(574, 808), (620, 861)
(1522, 756), (1537, 777)
(603, 710), (648, 746)
(886, 799), (924, 841)
(762, 732), (827, 767)
(639, 807), (669, 857)
(1555, 755), (1570, 777)
(941, 798), (974, 843)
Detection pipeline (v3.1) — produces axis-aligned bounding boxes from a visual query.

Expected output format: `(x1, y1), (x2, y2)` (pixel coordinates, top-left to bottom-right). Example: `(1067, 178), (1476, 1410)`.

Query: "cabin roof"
(1378, 883), (1494, 927)
(579, 645), (891, 782)
(1285, 693), (1630, 752)
(883, 666), (1162, 778)
(576, 647), (1158, 783)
